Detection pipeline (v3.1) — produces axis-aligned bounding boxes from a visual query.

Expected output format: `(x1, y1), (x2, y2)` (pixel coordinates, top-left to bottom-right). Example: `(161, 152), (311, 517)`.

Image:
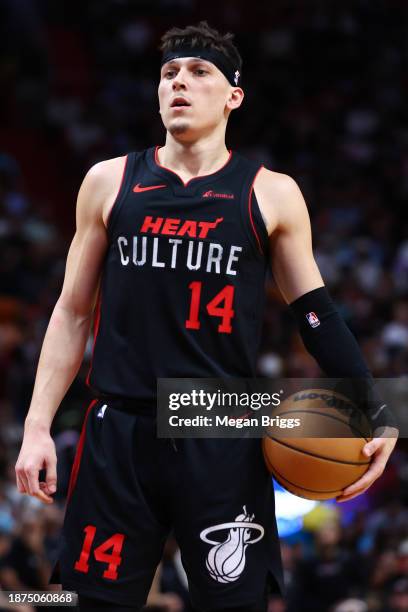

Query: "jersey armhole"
(106, 152), (135, 235)
(246, 165), (269, 257)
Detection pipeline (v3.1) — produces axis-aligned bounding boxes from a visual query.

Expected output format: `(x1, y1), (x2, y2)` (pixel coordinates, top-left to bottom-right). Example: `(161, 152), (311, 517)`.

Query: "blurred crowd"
(0, 0), (407, 610)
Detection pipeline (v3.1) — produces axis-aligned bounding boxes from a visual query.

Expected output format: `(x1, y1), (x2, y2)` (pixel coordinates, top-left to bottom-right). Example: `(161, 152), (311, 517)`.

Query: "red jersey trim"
(154, 146), (233, 187)
(85, 291), (102, 387)
(66, 399), (97, 504)
(105, 154), (128, 228)
(248, 165), (265, 255)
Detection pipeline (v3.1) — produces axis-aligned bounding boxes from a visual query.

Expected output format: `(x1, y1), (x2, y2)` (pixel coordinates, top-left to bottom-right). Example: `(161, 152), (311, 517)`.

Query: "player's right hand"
(15, 428), (57, 504)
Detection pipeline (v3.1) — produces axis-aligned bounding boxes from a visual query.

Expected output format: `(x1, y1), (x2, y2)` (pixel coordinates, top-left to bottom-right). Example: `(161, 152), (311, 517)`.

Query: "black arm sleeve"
(289, 286), (398, 431)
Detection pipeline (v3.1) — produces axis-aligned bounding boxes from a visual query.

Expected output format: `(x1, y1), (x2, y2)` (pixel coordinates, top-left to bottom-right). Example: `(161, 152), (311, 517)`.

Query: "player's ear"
(227, 87), (244, 111)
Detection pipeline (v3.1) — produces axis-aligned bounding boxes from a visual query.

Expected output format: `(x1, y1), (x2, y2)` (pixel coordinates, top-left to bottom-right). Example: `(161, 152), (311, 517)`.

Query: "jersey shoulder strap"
(107, 150), (142, 235)
(235, 153), (269, 258)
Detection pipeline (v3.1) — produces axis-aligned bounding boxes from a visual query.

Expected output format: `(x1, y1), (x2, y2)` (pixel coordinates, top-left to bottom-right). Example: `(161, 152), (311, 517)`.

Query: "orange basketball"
(262, 388), (372, 500)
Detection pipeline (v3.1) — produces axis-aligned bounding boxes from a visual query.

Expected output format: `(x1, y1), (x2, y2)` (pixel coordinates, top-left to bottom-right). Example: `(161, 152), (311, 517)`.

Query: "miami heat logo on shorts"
(199, 506), (264, 583)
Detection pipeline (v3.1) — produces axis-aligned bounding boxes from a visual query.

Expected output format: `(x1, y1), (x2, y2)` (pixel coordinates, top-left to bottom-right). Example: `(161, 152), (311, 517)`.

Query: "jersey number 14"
(185, 281), (235, 334)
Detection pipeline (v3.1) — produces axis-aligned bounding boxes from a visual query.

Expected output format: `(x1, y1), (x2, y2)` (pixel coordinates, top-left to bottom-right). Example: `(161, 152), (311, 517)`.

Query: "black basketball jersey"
(87, 146), (270, 405)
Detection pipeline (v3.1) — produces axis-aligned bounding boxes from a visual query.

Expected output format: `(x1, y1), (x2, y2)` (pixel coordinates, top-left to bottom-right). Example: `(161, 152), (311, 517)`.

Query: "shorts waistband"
(94, 396), (156, 416)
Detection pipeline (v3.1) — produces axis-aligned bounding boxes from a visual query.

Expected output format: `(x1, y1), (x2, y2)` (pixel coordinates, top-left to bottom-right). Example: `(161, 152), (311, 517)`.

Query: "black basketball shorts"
(52, 399), (284, 611)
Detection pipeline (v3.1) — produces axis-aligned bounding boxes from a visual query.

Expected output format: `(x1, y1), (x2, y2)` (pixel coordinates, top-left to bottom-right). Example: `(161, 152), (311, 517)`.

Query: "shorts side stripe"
(66, 399), (97, 504)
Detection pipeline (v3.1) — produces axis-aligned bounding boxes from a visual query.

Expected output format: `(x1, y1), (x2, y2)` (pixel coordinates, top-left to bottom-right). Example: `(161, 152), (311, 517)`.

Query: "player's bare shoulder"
(79, 156), (127, 228)
(253, 167), (307, 236)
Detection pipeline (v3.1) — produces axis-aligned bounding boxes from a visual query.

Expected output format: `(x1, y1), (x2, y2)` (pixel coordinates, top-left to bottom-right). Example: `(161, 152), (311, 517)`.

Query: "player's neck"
(158, 135), (230, 182)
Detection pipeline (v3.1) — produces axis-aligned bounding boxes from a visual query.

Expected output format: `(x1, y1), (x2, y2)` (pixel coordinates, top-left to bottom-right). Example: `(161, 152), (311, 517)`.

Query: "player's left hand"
(336, 426), (399, 503)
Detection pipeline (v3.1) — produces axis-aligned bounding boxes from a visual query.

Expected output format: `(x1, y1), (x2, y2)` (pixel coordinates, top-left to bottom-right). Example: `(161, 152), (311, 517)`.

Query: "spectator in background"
(287, 520), (368, 612)
(0, 508), (51, 591)
(331, 599), (368, 612)
(384, 577), (408, 612)
(382, 300), (408, 354)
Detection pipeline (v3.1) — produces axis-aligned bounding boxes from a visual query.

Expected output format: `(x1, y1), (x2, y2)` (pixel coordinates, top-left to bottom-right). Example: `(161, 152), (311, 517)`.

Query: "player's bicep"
(59, 228), (107, 317)
(269, 178), (323, 304)
(58, 169), (109, 317)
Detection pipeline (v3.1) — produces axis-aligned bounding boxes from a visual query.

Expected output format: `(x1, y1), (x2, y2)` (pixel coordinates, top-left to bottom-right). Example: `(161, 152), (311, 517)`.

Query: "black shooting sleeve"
(289, 286), (398, 432)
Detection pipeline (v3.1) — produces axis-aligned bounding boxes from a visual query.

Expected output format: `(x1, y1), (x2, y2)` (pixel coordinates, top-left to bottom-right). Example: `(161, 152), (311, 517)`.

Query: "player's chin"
(168, 120), (191, 136)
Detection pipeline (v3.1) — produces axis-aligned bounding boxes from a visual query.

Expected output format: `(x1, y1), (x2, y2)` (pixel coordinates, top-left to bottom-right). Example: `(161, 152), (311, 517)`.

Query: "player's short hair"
(160, 21), (242, 75)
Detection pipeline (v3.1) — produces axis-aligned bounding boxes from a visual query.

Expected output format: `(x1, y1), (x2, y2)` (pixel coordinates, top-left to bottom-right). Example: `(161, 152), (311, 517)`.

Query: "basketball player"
(15, 22), (398, 612)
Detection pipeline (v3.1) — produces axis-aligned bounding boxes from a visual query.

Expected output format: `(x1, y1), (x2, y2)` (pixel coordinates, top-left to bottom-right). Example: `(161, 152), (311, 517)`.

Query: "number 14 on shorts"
(74, 525), (125, 580)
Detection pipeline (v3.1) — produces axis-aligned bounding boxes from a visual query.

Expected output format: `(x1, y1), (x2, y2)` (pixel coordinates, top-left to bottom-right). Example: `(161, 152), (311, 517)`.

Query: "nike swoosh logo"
(133, 183), (167, 193)
(370, 404), (387, 420)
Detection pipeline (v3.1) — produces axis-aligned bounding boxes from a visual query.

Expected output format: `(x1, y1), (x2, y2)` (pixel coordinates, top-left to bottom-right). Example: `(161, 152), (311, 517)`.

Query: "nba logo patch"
(306, 311), (320, 328)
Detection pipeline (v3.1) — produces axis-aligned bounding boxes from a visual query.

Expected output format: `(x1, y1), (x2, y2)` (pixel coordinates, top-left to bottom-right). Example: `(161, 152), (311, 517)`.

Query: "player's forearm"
(25, 301), (93, 431)
(289, 286), (398, 431)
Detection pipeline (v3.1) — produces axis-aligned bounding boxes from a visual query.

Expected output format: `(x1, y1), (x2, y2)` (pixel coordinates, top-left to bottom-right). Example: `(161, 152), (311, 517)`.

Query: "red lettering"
(198, 217), (224, 238)
(140, 216), (163, 234)
(206, 285), (234, 333)
(186, 281), (202, 329)
(162, 218), (180, 235)
(186, 282), (235, 334)
(74, 525), (125, 581)
(94, 533), (125, 580)
(140, 216), (223, 237)
(74, 525), (96, 574)
(178, 220), (197, 238)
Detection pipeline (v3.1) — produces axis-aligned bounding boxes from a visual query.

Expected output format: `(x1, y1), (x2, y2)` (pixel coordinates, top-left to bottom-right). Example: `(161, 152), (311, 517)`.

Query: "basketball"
(262, 389), (373, 500)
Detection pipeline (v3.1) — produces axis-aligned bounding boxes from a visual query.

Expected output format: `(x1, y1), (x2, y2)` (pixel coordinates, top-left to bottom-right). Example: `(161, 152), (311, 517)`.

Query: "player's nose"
(172, 80), (187, 91)
(172, 69), (188, 90)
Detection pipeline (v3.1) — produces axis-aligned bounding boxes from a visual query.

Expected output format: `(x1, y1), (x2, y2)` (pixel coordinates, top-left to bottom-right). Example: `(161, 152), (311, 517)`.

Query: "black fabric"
(56, 400), (284, 611)
(88, 148), (269, 405)
(289, 286), (398, 432)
